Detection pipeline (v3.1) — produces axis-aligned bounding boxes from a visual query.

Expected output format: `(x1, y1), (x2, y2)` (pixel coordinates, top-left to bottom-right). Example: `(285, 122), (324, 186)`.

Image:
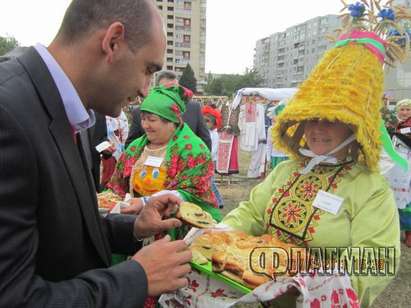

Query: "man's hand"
(121, 198), (144, 215)
(101, 144), (116, 156)
(133, 236), (192, 296)
(133, 194), (182, 239)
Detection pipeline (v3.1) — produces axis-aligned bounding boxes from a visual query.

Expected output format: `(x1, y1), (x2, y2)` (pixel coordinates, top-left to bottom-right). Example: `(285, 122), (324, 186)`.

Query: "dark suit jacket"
(0, 48), (147, 307)
(126, 101), (212, 149)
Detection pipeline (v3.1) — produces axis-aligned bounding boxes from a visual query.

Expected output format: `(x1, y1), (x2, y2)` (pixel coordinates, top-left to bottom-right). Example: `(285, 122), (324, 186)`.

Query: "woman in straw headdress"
(222, 1), (409, 306)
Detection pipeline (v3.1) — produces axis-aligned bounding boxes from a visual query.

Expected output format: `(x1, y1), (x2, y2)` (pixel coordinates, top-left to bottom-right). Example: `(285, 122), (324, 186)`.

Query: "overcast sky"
(0, 0), (344, 74)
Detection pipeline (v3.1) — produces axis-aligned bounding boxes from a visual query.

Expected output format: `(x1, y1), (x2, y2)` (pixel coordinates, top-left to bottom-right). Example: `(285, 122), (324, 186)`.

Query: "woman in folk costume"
(202, 105), (224, 208)
(387, 98), (411, 246)
(100, 110), (129, 188)
(222, 2), (408, 306)
(107, 85), (221, 238)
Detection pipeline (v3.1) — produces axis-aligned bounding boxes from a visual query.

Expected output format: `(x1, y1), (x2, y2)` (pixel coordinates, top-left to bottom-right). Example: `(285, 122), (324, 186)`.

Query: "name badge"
(400, 127), (411, 134)
(144, 156), (163, 168)
(312, 190), (344, 215)
(95, 141), (111, 153)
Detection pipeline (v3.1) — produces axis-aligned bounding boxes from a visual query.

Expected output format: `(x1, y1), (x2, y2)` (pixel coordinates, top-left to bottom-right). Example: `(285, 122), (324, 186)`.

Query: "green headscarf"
(140, 85), (187, 124)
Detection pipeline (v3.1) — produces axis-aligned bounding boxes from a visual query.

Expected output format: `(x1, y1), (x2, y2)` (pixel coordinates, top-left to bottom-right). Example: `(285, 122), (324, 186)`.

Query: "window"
(168, 0), (174, 2)
(167, 15), (173, 20)
(167, 6), (174, 11)
(183, 18), (191, 26)
(167, 32), (173, 37)
(183, 51), (190, 60)
(167, 65), (173, 70)
(167, 40), (173, 46)
(167, 57), (173, 62)
(293, 59), (298, 64)
(167, 48), (173, 54)
(183, 35), (190, 43)
(158, 5), (163, 10)
(167, 23), (173, 29)
(184, 1), (192, 10)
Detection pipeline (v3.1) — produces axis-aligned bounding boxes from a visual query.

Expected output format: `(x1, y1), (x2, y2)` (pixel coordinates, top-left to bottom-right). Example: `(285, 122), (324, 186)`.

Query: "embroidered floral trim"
(266, 163), (353, 244)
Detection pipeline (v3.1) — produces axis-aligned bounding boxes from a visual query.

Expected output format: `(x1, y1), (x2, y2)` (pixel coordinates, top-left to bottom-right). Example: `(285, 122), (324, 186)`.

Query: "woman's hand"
(120, 198), (144, 215)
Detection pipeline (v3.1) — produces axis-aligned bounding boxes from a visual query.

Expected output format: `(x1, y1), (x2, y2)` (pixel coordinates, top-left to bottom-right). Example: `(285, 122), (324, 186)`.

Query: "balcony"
(175, 25), (191, 32)
(175, 58), (189, 66)
(175, 42), (191, 48)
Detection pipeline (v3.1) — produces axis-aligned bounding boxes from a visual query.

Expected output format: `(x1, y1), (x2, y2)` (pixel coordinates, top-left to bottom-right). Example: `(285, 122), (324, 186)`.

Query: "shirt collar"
(34, 44), (95, 132)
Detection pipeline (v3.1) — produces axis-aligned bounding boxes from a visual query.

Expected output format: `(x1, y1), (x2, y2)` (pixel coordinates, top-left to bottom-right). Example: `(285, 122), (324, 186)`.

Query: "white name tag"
(312, 190), (344, 215)
(400, 127), (411, 134)
(95, 141), (111, 153)
(144, 156), (163, 168)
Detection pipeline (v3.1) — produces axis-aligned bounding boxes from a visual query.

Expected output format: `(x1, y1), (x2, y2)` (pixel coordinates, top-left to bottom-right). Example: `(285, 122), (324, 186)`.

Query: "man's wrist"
(133, 215), (145, 242)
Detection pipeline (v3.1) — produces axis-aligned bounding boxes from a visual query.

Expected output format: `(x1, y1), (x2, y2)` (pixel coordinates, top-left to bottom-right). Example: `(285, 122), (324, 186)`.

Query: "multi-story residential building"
(154, 0), (206, 89)
(253, 15), (341, 88)
(384, 0), (411, 101)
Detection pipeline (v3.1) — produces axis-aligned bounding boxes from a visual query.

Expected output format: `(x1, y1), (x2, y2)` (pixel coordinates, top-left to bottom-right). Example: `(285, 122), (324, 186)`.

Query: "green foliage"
(179, 64), (197, 93)
(204, 69), (263, 96)
(0, 35), (19, 56)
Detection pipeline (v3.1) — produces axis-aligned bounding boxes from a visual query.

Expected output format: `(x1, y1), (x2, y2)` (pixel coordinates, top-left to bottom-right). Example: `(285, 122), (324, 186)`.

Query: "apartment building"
(154, 0), (206, 88)
(384, 0), (411, 101)
(253, 15), (340, 88)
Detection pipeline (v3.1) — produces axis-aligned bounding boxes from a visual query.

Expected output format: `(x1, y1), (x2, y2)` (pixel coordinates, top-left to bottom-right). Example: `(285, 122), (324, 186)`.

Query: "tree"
(204, 69), (263, 96)
(0, 35), (19, 56)
(179, 63), (197, 93)
(204, 77), (224, 95)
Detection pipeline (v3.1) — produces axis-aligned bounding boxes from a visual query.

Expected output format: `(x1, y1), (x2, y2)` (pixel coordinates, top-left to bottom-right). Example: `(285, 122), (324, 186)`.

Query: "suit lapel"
(18, 48), (110, 266)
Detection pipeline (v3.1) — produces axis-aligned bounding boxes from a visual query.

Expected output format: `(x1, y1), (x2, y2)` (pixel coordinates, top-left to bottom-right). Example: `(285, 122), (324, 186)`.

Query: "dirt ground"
(216, 152), (411, 308)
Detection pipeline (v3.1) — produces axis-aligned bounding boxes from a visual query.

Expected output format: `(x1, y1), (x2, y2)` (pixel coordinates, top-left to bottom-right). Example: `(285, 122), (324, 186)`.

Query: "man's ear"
(101, 22), (126, 64)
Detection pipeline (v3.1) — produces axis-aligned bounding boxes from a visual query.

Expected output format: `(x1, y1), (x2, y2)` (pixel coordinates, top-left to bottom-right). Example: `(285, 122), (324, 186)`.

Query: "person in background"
(108, 85), (221, 232)
(381, 94), (397, 137)
(202, 105), (224, 208)
(0, 0), (192, 307)
(108, 84), (220, 307)
(386, 99), (411, 246)
(126, 70), (211, 150)
(266, 102), (288, 170)
(87, 112), (108, 192)
(101, 110), (129, 188)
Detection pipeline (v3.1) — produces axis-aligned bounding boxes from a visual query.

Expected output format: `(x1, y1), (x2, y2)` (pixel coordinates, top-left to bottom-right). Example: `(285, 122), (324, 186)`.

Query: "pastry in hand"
(97, 191), (122, 211)
(176, 201), (216, 228)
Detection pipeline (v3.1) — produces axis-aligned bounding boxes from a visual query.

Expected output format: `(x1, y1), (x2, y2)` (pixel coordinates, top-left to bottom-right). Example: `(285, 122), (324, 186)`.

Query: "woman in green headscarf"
(107, 85), (221, 237)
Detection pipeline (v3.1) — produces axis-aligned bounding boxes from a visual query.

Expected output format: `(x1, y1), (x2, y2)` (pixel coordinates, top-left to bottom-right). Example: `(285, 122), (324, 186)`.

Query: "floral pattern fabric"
(159, 267), (359, 308)
(107, 123), (221, 221)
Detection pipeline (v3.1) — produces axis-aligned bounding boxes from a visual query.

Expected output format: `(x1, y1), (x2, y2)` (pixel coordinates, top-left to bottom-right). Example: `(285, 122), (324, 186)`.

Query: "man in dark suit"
(126, 70), (212, 149)
(0, 1), (191, 307)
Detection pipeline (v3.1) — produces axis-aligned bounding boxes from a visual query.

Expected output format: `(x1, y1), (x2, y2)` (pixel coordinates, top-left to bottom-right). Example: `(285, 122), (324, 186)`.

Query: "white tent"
(231, 87), (298, 110)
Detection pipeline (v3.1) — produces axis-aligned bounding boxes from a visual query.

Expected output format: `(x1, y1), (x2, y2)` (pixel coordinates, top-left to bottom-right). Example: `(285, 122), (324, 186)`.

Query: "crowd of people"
(0, 0), (410, 307)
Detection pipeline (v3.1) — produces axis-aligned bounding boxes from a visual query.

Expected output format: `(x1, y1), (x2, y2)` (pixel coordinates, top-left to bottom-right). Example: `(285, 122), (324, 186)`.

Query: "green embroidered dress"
(223, 160), (400, 307)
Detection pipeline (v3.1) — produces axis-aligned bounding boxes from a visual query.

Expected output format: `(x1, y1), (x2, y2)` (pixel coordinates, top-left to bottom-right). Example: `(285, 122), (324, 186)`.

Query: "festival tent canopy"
(231, 87), (298, 110)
